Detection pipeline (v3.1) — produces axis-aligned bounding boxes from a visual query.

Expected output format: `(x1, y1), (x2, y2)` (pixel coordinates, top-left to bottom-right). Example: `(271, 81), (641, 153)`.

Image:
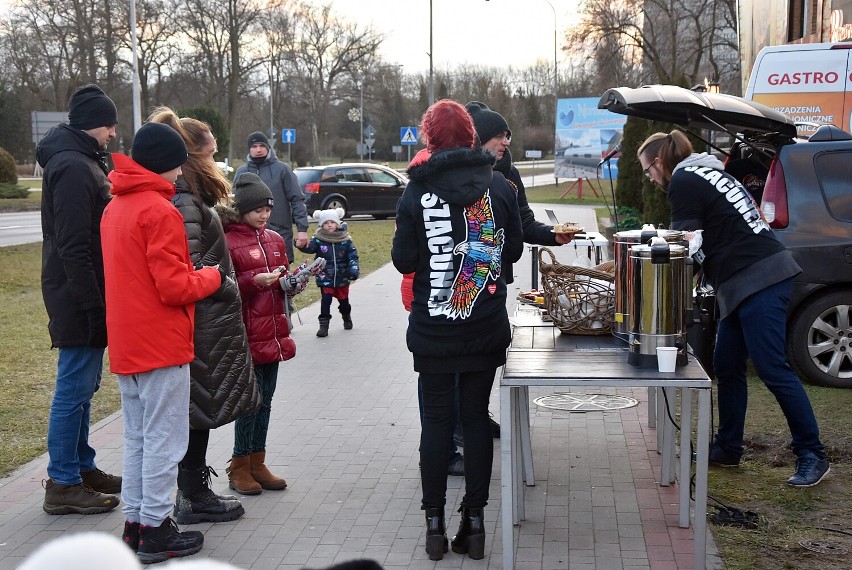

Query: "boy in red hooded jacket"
(100, 122), (224, 563)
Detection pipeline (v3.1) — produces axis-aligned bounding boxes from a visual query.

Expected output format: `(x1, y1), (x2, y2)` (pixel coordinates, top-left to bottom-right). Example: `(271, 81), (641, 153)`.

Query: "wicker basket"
(538, 247), (616, 335)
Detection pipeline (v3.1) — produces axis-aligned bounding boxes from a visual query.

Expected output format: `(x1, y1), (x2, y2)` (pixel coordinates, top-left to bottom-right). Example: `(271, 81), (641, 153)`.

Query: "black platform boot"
(317, 315), (331, 337)
(424, 507), (448, 561)
(174, 466), (245, 524)
(451, 506), (485, 560)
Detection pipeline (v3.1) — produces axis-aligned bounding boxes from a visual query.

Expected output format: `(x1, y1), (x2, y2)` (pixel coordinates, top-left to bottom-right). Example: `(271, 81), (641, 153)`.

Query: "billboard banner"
(555, 97), (626, 180)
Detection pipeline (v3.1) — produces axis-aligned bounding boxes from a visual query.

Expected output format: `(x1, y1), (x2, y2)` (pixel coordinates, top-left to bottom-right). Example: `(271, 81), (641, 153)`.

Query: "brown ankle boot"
(249, 451), (287, 490)
(226, 455), (262, 495)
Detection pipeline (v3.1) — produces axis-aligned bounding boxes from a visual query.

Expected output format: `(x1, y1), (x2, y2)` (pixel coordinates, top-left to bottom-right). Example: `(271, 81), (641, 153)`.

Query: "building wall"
(737, 0), (846, 94)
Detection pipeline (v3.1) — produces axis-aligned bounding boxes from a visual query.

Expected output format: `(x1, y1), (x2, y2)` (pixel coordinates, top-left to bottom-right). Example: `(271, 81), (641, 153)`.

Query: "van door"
(745, 44), (852, 135)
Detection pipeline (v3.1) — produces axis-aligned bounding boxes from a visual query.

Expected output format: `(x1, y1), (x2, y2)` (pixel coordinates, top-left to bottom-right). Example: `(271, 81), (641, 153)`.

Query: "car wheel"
(788, 290), (852, 388)
(321, 197), (348, 219)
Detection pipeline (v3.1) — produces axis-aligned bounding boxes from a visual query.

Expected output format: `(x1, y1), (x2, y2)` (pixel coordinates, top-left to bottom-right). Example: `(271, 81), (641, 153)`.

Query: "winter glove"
(294, 257), (328, 278)
(86, 306), (108, 347)
(279, 274), (308, 296)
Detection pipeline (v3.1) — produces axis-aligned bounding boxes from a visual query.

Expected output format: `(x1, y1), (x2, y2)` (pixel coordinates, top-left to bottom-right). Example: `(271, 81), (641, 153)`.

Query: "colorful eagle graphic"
(444, 191), (504, 319)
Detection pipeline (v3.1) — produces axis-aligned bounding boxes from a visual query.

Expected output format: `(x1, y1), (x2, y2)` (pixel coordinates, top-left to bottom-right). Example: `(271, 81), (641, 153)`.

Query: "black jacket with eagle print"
(392, 147), (523, 374)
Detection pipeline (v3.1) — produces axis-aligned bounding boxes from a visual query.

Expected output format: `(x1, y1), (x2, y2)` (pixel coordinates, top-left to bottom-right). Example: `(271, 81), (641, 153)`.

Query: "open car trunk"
(597, 84), (798, 140)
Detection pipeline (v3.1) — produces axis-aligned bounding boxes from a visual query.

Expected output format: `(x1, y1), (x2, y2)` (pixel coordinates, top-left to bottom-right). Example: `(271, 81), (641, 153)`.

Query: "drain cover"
(533, 392), (639, 412)
(798, 539), (848, 555)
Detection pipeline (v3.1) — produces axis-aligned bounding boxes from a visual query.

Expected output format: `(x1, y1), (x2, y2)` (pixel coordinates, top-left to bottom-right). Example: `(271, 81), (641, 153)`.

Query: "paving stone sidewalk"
(0, 204), (723, 569)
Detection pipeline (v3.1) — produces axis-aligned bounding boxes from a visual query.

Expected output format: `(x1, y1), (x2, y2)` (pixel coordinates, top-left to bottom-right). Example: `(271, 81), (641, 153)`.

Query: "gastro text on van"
(767, 71), (839, 85)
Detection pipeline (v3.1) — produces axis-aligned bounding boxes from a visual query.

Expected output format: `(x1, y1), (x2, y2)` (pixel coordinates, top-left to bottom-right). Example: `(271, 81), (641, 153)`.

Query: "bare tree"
(178, 0), (268, 159)
(567, 0), (737, 90)
(285, 3), (384, 164)
(258, 1), (300, 146)
(3, 0), (122, 108)
(114, 0), (180, 113)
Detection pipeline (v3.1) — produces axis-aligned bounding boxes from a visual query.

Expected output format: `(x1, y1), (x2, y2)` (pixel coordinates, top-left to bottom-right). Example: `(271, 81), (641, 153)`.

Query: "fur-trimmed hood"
(406, 147), (495, 208)
(216, 202), (242, 226)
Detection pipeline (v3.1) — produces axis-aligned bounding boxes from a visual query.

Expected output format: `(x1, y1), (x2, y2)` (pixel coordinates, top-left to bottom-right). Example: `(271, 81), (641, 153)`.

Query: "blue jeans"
(420, 370), (496, 509)
(234, 362), (278, 456)
(713, 278), (825, 459)
(47, 346), (104, 485)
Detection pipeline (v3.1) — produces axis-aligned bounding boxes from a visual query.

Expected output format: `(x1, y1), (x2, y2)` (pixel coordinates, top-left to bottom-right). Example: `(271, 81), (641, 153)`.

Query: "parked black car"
(294, 163), (407, 220)
(599, 85), (852, 388)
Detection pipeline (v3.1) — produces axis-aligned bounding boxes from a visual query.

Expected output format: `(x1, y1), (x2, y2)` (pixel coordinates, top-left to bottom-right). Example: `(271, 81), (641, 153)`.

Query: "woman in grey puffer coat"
(150, 107), (261, 525)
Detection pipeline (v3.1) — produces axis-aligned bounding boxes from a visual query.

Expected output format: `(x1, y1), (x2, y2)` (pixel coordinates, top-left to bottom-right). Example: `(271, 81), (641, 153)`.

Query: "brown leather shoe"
(43, 478), (119, 515)
(226, 455), (262, 495)
(249, 451), (287, 490)
(81, 467), (122, 494)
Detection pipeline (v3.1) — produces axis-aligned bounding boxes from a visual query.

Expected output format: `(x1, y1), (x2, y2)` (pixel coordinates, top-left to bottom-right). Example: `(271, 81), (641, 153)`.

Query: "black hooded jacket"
(494, 149), (557, 283)
(392, 148), (523, 373)
(37, 124), (111, 347)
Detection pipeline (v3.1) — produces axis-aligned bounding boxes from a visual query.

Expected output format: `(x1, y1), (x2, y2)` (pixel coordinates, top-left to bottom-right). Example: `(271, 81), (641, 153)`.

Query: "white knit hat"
(314, 208), (344, 228)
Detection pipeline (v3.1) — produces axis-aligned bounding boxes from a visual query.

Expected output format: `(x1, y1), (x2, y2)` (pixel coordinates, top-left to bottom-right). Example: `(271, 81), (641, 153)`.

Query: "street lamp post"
(359, 82), (364, 162)
(129, 0), (142, 133)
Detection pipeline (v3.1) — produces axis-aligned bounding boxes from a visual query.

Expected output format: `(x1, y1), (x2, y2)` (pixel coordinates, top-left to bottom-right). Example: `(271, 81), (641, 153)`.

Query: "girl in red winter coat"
(219, 173), (296, 496)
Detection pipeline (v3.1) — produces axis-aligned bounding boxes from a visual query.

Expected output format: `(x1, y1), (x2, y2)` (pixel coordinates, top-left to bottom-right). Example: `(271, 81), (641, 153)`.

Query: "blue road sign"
(400, 127), (418, 145)
(281, 129), (296, 144)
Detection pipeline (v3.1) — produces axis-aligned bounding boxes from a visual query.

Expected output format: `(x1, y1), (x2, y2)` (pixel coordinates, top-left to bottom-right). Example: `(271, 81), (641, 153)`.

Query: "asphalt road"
(2, 164), (580, 247)
(0, 212), (41, 247)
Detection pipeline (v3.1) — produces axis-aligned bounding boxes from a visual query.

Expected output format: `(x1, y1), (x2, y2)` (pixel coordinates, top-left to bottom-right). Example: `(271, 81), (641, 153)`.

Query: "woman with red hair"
(392, 99), (523, 561)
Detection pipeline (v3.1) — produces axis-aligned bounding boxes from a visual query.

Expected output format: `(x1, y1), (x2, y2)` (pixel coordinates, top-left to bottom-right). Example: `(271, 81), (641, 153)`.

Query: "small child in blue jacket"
(298, 208), (359, 337)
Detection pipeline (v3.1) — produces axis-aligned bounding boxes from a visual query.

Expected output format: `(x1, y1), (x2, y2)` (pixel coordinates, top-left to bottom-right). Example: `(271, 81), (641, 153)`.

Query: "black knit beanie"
(465, 101), (511, 145)
(131, 123), (188, 174)
(68, 84), (118, 130)
(233, 172), (274, 214)
(247, 131), (270, 150)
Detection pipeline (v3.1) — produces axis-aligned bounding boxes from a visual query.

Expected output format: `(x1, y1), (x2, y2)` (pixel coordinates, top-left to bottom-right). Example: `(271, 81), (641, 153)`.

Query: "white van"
(745, 42), (852, 134)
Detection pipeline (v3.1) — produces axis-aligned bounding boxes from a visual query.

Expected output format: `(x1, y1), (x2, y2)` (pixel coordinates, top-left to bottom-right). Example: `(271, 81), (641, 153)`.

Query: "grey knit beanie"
(233, 172), (274, 214)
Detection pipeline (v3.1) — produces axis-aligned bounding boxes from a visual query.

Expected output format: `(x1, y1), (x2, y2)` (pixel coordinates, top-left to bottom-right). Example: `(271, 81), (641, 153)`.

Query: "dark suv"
(294, 163), (407, 220)
(599, 85), (852, 388)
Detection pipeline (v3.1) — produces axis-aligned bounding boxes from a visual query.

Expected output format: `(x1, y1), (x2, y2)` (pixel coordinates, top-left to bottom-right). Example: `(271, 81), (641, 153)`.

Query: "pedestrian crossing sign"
(400, 127), (418, 145)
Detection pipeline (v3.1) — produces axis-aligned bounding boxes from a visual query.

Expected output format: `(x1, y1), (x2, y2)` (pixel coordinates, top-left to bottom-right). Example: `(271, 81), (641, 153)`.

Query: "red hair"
(419, 99), (476, 152)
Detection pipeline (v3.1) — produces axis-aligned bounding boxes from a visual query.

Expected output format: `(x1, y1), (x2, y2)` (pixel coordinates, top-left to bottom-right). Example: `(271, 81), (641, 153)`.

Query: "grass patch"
(524, 181), (616, 206)
(0, 242), (121, 473)
(706, 375), (852, 569)
(0, 220), (396, 478)
(17, 179), (43, 190)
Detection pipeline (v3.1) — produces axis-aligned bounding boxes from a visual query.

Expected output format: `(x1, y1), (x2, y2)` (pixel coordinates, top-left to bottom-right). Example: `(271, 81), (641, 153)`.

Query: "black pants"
(179, 428), (209, 470)
(320, 293), (351, 317)
(420, 369), (496, 510)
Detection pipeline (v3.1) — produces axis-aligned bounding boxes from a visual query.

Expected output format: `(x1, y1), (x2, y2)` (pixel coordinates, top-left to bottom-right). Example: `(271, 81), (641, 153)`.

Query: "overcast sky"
(0, 0), (583, 74)
(323, 0), (582, 74)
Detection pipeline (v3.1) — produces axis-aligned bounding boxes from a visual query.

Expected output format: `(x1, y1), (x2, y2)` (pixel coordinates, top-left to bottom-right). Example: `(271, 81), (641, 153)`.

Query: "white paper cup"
(656, 347), (678, 372)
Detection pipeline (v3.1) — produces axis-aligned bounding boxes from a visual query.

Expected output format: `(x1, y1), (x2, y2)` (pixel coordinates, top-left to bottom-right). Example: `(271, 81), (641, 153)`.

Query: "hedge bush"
(0, 183), (28, 199)
(0, 147), (16, 185)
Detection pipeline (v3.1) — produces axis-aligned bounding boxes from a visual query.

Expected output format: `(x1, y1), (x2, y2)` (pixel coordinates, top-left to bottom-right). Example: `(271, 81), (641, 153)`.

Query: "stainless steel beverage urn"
(613, 228), (685, 337)
(626, 238), (691, 368)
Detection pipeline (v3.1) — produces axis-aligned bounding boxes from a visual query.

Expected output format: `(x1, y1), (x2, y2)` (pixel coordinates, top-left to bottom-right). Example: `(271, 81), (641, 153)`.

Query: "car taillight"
(304, 182), (319, 194)
(760, 157), (788, 229)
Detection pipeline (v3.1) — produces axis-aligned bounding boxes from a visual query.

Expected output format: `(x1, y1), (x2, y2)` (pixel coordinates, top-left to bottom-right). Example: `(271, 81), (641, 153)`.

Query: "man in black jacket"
(463, 102), (575, 438)
(37, 84), (122, 515)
